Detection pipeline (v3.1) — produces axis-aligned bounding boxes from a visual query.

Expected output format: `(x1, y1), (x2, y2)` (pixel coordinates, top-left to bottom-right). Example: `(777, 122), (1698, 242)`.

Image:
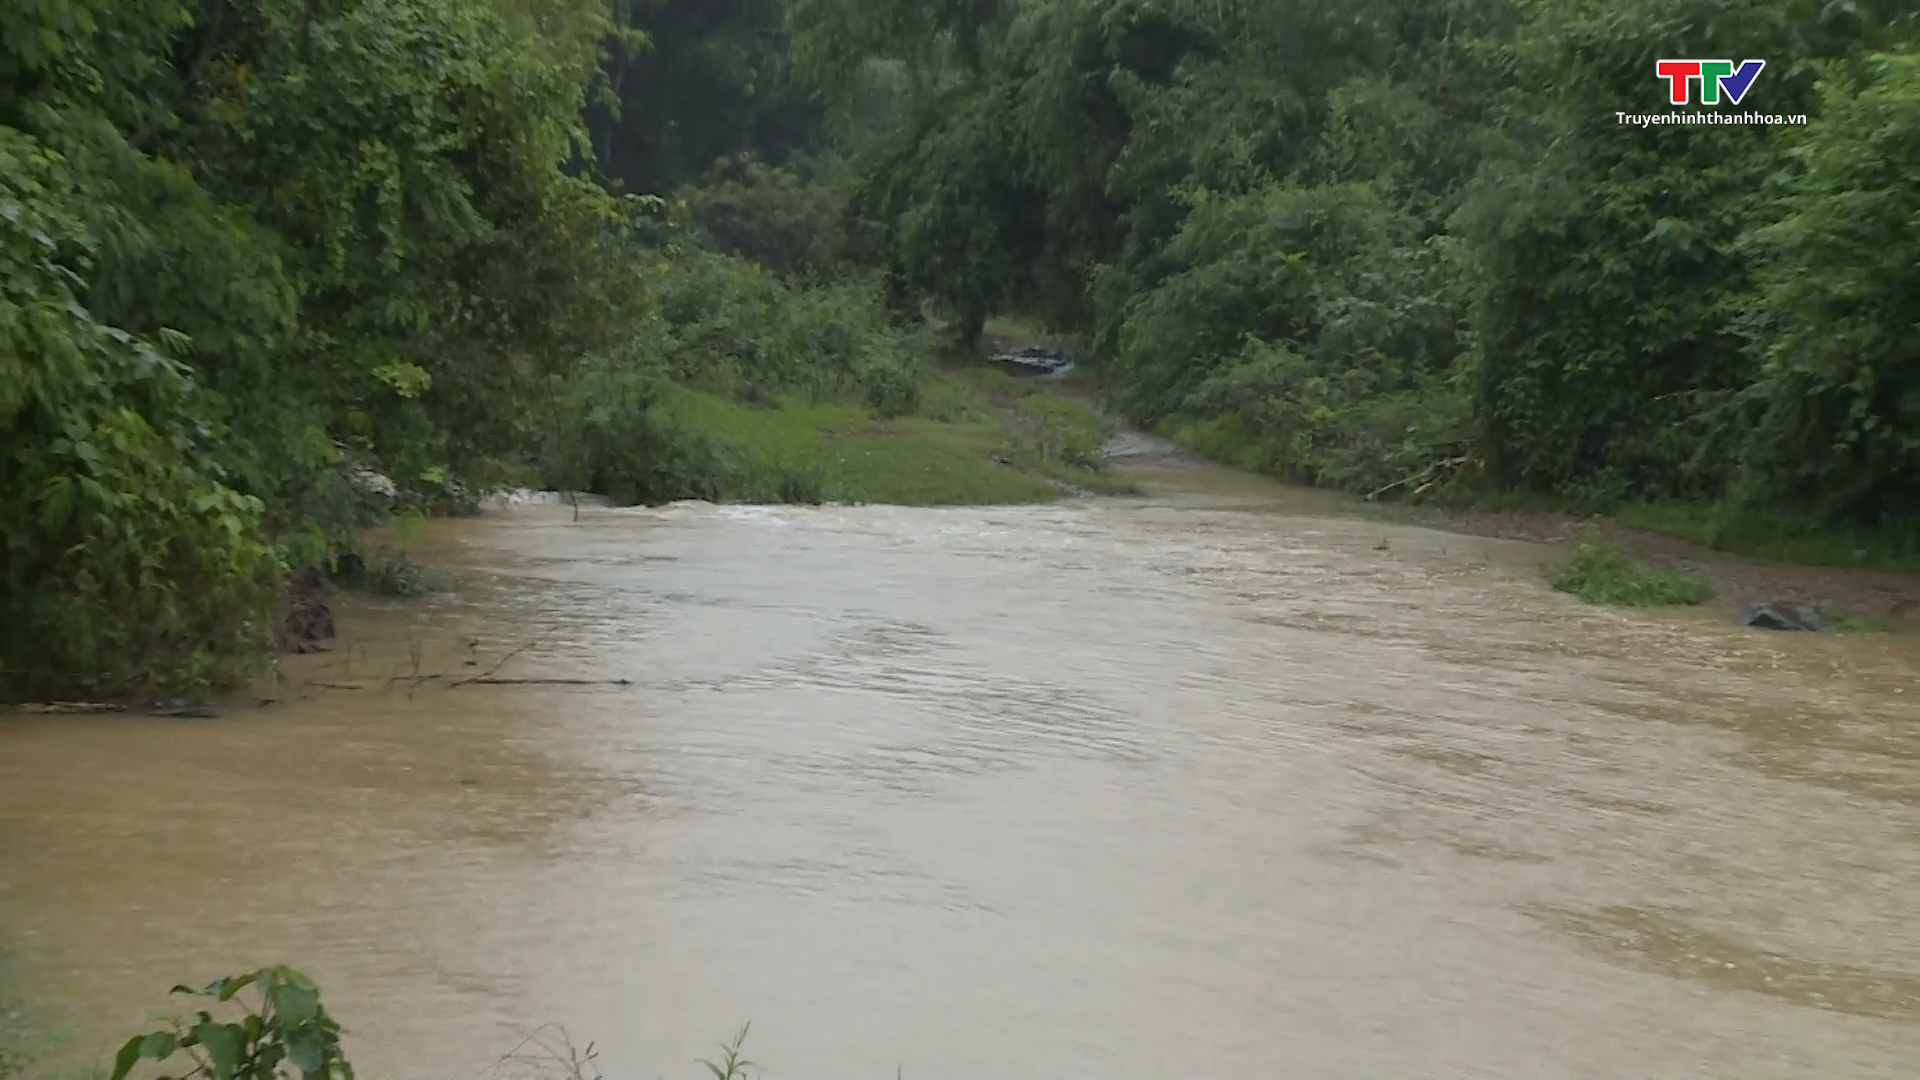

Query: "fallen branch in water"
(13, 701), (129, 715)
(448, 632), (553, 687)
(456, 677), (633, 686)
(12, 701), (219, 718)
(330, 674), (632, 691)
(362, 632), (635, 689)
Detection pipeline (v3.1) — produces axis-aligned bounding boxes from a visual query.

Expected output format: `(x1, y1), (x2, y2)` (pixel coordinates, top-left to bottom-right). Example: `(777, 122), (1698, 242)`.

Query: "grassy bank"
(645, 367), (1134, 507)
(1134, 414), (1915, 630)
(1415, 486), (1920, 576)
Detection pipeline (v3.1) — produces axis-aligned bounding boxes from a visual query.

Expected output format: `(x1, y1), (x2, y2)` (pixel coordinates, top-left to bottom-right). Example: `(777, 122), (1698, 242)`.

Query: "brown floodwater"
(3, 465), (1918, 1078)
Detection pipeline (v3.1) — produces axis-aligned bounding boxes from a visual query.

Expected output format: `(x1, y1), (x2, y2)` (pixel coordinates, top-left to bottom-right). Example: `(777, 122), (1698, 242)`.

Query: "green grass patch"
(569, 364), (1140, 508)
(660, 383), (1063, 505)
(1550, 540), (1715, 607)
(948, 368), (1141, 496)
(981, 314), (1089, 354)
(915, 368), (1006, 424)
(1423, 481), (1920, 575)
(1613, 502), (1920, 574)
(1008, 394), (1137, 495)
(1013, 393), (1106, 466)
(953, 366), (1026, 400)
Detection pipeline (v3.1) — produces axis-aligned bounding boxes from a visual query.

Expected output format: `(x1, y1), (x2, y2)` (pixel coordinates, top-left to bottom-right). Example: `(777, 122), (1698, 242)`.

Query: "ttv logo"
(1656, 60), (1766, 105)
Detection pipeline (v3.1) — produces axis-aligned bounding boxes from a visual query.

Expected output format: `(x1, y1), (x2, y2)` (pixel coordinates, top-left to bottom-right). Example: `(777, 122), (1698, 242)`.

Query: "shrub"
(1015, 393), (1109, 470)
(859, 359), (923, 418)
(681, 153), (851, 278)
(110, 968), (351, 1080)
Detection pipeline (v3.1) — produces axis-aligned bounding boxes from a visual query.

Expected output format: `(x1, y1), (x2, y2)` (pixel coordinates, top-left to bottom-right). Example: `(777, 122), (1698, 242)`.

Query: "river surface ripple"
(4, 484), (1918, 1077)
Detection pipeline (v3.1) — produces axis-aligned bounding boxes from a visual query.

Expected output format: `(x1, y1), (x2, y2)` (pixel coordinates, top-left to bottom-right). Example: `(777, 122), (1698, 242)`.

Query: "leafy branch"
(110, 967), (351, 1080)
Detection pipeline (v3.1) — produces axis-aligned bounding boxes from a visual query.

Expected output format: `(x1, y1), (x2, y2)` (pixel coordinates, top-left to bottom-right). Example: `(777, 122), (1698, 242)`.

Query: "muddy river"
(3, 465), (1918, 1077)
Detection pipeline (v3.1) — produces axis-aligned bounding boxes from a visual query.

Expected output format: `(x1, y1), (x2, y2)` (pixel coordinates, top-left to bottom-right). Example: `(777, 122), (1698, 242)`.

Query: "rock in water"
(1739, 604), (1832, 632)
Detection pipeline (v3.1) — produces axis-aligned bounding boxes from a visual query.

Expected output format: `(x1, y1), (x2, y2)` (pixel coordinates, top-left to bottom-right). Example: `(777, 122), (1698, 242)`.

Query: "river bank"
(975, 323), (1920, 637)
(1366, 501), (1920, 634)
(1097, 434), (1920, 636)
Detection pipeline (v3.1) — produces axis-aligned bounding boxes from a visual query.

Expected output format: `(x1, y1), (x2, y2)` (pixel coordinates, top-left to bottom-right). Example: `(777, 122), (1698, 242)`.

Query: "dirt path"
(1101, 428), (1200, 467)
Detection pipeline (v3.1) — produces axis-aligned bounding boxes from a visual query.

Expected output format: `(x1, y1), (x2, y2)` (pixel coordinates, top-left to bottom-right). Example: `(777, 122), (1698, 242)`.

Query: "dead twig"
(12, 702), (129, 715)
(310, 675), (631, 692)
(484, 1023), (603, 1080)
(449, 631), (554, 688)
(457, 677), (633, 687)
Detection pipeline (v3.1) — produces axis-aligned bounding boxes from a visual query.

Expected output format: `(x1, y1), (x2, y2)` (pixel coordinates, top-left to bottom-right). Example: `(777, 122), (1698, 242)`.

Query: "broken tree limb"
(1366, 454), (1474, 502)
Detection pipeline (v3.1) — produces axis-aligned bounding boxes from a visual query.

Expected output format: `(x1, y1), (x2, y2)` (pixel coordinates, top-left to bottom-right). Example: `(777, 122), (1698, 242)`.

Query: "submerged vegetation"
(3, 0), (1915, 695)
(82, 968), (756, 1080)
(1550, 541), (1715, 608)
(0, 940), (38, 1080)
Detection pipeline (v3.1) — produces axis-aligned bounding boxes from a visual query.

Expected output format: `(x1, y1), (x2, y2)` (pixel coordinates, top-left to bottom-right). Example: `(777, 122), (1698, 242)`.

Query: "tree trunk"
(958, 300), (987, 356)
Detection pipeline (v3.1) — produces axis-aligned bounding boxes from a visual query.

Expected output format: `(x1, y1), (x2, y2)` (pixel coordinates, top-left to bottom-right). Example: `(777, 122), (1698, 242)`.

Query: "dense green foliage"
(0, 0), (649, 699)
(588, 0), (824, 194)
(1734, 49), (1920, 523)
(787, 0), (1919, 530)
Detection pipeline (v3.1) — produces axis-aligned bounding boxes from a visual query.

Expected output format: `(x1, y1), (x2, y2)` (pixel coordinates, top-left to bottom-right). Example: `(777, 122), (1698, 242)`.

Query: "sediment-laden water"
(4, 467), (1917, 1077)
